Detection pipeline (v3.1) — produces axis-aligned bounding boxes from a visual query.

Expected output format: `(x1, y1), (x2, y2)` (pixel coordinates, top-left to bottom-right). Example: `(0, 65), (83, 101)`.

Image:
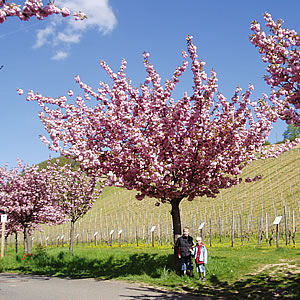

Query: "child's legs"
(196, 264), (201, 278)
(199, 264), (206, 278)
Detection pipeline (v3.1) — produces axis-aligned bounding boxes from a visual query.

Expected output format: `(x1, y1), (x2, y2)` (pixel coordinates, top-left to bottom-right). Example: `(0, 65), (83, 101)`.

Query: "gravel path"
(0, 273), (204, 300)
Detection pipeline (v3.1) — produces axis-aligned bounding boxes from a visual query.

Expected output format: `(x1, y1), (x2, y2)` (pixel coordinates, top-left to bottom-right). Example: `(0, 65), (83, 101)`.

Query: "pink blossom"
(60, 7), (70, 17)
(25, 35), (300, 238)
(17, 88), (23, 95)
(0, 1), (86, 22)
(250, 13), (300, 126)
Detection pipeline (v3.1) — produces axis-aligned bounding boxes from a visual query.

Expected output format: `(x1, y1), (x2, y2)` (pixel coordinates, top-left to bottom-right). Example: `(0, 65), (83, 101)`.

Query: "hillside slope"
(36, 146), (299, 244)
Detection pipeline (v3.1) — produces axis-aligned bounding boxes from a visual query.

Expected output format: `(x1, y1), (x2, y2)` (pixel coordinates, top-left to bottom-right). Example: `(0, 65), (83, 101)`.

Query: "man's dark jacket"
(175, 235), (194, 257)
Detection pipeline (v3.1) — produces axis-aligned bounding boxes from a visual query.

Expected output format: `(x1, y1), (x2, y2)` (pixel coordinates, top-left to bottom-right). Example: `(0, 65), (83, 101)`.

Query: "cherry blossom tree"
(250, 13), (300, 126)
(52, 163), (101, 253)
(0, 160), (67, 253)
(0, 0), (86, 23)
(25, 36), (299, 245)
(0, 167), (27, 242)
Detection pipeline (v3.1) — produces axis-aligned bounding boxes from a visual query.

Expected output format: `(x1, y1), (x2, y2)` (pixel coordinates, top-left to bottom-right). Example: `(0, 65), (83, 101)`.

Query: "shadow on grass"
(13, 249), (174, 279)
(184, 273), (300, 299)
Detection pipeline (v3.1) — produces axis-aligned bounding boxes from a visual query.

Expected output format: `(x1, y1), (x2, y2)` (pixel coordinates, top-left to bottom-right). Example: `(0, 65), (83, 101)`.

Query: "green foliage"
(283, 124), (300, 141)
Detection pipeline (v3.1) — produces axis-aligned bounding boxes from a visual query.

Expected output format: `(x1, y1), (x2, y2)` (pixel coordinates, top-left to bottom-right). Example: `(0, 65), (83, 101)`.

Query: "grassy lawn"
(1, 244), (299, 299)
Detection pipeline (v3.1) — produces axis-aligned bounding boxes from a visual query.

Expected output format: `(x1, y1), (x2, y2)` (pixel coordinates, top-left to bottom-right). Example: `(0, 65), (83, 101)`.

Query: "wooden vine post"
(136, 227), (139, 247)
(265, 212), (268, 242)
(231, 209), (234, 247)
(209, 217), (212, 247)
(284, 205), (288, 246)
(292, 210), (296, 246)
(240, 214), (243, 244)
(258, 216), (262, 248)
(219, 211), (222, 243)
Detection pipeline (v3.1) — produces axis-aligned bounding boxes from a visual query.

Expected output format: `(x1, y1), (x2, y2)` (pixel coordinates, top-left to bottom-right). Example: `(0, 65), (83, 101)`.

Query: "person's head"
(196, 236), (202, 244)
(182, 227), (189, 236)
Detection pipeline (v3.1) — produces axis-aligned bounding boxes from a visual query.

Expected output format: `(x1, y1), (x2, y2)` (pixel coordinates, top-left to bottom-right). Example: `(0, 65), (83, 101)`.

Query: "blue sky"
(0, 0), (299, 167)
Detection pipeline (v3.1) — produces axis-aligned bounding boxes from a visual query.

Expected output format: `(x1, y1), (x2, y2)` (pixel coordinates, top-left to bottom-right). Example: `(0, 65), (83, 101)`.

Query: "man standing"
(175, 227), (194, 276)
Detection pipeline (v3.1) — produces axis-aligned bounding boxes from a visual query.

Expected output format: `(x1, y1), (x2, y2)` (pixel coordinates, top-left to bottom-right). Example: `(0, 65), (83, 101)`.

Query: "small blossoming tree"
(250, 13), (300, 126)
(0, 160), (67, 253)
(26, 36), (299, 248)
(52, 163), (101, 252)
(0, 160), (101, 253)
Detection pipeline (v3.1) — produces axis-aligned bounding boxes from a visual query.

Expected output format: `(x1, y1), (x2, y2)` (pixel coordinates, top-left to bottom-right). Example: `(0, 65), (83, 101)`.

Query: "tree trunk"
(171, 198), (183, 242)
(5, 236), (8, 252)
(24, 226), (31, 253)
(15, 233), (18, 254)
(69, 220), (75, 253)
(171, 198), (183, 273)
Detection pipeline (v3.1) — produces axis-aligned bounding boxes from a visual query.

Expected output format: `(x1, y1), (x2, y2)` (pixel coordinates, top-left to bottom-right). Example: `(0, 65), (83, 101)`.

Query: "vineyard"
(6, 146), (299, 248)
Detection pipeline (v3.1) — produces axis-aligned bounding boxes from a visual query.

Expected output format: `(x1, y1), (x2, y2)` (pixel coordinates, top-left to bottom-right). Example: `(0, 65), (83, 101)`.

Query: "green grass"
(1, 245), (299, 298)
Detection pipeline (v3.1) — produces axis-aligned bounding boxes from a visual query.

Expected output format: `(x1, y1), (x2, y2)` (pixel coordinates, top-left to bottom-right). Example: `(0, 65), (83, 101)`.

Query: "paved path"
(0, 273), (203, 300)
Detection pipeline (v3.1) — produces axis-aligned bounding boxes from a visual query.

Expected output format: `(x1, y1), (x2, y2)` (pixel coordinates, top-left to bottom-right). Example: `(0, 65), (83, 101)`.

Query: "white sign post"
(1, 214), (7, 258)
(198, 222), (205, 238)
(118, 230), (123, 247)
(109, 230), (114, 247)
(94, 232), (98, 246)
(75, 233), (80, 246)
(1, 215), (7, 223)
(273, 216), (282, 248)
(150, 226), (156, 247)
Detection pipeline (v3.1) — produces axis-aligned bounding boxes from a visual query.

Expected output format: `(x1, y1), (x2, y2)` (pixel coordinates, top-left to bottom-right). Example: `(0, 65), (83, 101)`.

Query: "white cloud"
(52, 51), (69, 61)
(57, 0), (117, 33)
(34, 0), (117, 59)
(57, 31), (81, 44)
(34, 24), (56, 48)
